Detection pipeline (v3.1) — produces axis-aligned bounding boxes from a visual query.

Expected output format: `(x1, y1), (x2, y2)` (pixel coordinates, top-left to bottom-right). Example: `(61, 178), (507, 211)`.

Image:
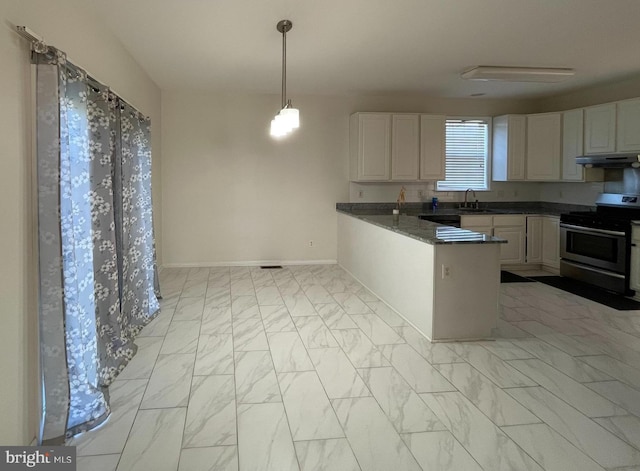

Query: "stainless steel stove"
(560, 193), (640, 295)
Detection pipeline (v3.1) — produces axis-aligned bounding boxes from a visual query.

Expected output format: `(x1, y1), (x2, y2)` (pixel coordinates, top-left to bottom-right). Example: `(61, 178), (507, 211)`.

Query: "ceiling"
(85, 0), (640, 99)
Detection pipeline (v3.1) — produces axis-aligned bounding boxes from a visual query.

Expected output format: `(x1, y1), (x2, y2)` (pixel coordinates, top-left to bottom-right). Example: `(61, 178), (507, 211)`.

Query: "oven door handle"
(559, 223), (626, 237)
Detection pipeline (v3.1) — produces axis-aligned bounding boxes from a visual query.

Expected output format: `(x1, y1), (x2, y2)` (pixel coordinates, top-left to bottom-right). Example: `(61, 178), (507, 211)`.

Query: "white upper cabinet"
(419, 115), (446, 181)
(617, 98), (640, 152)
(562, 109), (585, 181)
(350, 112), (445, 182)
(526, 113), (561, 181)
(391, 114), (420, 180)
(562, 109), (603, 182)
(493, 115), (526, 181)
(350, 113), (391, 181)
(584, 103), (616, 154)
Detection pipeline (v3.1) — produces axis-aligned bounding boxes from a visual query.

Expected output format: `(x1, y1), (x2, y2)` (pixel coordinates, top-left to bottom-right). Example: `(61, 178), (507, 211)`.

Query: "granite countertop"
(337, 201), (593, 217)
(337, 211), (506, 245)
(336, 201), (597, 245)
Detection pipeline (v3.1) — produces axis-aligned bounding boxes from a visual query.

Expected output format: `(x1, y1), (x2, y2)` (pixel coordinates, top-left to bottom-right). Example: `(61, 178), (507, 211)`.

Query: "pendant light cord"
(281, 26), (286, 109)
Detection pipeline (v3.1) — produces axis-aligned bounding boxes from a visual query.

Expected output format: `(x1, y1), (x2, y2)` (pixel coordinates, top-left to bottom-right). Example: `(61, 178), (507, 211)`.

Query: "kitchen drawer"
(460, 215), (493, 227)
(493, 215), (526, 227)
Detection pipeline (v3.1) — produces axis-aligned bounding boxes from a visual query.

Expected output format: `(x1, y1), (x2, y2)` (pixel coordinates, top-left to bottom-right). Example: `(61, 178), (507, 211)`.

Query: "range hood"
(577, 153), (640, 168)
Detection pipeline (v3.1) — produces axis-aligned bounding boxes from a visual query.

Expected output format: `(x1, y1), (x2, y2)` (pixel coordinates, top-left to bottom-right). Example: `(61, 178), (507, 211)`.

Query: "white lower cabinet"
(526, 216), (543, 264)
(461, 215), (526, 265)
(541, 216), (560, 269)
(462, 214), (560, 268)
(460, 216), (492, 239)
(631, 226), (640, 295)
(463, 226), (493, 237)
(526, 215), (559, 269)
(493, 216), (526, 265)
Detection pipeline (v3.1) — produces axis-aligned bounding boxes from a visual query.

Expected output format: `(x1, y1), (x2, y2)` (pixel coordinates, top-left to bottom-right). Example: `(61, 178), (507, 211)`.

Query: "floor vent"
(260, 265), (283, 269)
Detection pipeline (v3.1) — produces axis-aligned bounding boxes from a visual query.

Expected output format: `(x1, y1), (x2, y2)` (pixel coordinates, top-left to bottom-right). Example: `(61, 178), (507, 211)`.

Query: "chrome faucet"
(463, 188), (476, 208)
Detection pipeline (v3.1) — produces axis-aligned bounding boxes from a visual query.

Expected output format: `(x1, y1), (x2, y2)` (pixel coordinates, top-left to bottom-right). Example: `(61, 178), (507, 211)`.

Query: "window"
(436, 118), (490, 191)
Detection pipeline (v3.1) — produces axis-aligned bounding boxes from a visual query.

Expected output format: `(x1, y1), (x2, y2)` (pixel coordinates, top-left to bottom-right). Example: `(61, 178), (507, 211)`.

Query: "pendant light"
(270, 19), (299, 138)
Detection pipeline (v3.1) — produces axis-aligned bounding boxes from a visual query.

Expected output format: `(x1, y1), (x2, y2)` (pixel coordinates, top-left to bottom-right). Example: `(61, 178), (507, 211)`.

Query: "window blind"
(437, 119), (489, 191)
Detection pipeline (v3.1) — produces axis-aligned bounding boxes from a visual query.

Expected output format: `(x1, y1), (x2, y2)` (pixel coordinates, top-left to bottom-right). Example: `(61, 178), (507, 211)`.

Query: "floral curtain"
(35, 49), (160, 444)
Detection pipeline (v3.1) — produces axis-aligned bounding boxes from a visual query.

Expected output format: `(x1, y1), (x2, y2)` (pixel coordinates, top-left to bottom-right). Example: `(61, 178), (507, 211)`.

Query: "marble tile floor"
(69, 264), (640, 471)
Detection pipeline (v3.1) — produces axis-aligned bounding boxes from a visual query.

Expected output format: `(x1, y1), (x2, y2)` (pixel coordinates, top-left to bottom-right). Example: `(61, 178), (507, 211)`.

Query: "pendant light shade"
(270, 19), (299, 138)
(281, 106), (299, 129)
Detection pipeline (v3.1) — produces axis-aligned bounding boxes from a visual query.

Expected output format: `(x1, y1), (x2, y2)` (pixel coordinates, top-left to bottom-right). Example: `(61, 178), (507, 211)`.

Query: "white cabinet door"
(542, 216), (560, 269)
(493, 215), (526, 265)
(494, 227), (526, 264)
(526, 113), (561, 181)
(493, 115), (526, 181)
(584, 103), (616, 154)
(350, 113), (391, 181)
(460, 215), (493, 237)
(617, 99), (640, 152)
(562, 109), (585, 181)
(631, 244), (640, 293)
(631, 227), (640, 294)
(462, 226), (493, 237)
(460, 215), (493, 229)
(419, 115), (446, 180)
(391, 114), (420, 180)
(526, 216), (543, 264)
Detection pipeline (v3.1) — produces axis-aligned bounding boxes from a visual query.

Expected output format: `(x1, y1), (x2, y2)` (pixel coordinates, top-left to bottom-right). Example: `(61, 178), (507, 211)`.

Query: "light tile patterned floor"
(70, 265), (640, 470)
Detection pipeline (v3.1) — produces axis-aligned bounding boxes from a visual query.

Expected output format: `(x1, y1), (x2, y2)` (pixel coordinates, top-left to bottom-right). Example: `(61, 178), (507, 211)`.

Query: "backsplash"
(349, 181), (540, 204)
(348, 169), (636, 206)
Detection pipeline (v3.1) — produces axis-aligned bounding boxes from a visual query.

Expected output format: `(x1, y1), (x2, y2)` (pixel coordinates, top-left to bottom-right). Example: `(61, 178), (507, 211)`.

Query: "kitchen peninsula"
(337, 207), (506, 341)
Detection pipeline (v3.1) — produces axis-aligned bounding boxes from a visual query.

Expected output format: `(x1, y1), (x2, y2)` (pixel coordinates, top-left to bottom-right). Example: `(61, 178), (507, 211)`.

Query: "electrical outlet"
(417, 190), (424, 198)
(358, 190), (364, 198)
(559, 190), (564, 198)
(309, 240), (314, 247)
(441, 265), (450, 278)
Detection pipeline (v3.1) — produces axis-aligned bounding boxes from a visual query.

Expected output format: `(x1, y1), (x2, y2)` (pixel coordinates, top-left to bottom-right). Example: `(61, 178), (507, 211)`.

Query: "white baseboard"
(161, 259), (338, 269)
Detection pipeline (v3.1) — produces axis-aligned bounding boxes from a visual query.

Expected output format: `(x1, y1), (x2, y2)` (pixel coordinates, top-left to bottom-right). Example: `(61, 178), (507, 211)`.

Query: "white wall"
(536, 73), (640, 113)
(161, 93), (535, 266)
(0, 0), (162, 445)
(161, 92), (350, 265)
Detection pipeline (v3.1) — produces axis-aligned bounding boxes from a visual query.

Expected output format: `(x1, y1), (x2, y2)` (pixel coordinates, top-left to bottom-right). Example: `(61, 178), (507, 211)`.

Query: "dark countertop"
(337, 211), (506, 245)
(336, 200), (597, 246)
(337, 201), (593, 217)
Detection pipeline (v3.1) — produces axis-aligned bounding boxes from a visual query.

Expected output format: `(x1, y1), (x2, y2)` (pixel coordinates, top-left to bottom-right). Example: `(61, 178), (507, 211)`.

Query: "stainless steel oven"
(559, 199), (633, 295)
(560, 223), (627, 274)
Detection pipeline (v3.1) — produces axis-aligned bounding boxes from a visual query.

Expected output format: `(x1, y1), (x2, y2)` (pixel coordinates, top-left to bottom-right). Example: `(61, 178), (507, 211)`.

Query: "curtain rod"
(15, 25), (150, 121)
(15, 25), (45, 45)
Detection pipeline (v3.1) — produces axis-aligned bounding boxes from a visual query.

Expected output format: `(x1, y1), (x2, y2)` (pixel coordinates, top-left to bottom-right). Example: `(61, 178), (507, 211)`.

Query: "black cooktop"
(561, 206), (640, 232)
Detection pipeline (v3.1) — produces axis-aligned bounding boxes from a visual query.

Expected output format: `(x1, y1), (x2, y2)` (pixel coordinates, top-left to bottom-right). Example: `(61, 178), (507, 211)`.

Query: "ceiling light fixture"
(270, 19), (299, 138)
(461, 66), (575, 83)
